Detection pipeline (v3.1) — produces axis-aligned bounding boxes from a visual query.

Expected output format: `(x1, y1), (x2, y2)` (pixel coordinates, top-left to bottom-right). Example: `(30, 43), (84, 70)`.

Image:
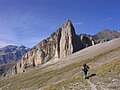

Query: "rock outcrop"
(4, 20), (95, 76)
(79, 34), (95, 47)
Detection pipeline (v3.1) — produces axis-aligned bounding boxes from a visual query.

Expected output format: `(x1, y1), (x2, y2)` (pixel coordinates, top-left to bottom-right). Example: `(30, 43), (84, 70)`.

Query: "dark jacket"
(82, 64), (89, 72)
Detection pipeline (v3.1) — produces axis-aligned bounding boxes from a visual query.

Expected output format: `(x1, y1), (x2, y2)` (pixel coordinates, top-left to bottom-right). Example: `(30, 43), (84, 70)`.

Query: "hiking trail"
(87, 79), (97, 90)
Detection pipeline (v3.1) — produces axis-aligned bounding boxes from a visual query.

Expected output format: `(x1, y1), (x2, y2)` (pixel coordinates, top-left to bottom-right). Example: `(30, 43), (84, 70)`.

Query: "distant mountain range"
(94, 29), (120, 43)
(0, 45), (29, 64)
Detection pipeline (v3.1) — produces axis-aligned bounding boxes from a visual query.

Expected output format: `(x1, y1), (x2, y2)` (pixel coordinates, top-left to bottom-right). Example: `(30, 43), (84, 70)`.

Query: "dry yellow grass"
(96, 58), (120, 76)
(0, 47), (119, 90)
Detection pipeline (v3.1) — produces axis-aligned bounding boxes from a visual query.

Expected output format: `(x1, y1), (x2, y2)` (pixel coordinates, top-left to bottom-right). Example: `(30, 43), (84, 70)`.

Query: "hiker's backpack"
(83, 64), (89, 72)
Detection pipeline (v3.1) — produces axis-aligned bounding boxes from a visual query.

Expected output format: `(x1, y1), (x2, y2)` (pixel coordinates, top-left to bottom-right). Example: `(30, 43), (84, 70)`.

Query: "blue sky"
(0, 0), (120, 48)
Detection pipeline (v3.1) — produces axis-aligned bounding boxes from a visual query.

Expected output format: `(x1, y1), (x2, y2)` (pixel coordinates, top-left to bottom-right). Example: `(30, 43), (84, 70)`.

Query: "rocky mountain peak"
(4, 20), (95, 76)
(63, 20), (72, 25)
(62, 20), (76, 35)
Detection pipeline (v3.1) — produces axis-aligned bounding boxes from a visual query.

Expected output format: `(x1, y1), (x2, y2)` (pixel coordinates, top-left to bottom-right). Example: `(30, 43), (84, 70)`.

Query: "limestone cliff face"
(60, 20), (80, 58)
(5, 20), (95, 76)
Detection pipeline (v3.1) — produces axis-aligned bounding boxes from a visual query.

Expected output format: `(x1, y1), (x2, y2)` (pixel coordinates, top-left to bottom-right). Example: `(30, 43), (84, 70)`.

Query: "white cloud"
(74, 22), (83, 25)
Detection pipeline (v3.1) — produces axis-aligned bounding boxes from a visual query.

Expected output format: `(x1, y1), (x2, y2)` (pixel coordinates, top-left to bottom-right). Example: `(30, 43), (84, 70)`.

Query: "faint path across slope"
(87, 80), (97, 90)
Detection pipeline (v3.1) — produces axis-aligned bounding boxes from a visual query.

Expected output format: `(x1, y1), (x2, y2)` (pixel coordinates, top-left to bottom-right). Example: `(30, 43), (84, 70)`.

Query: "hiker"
(82, 63), (90, 79)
